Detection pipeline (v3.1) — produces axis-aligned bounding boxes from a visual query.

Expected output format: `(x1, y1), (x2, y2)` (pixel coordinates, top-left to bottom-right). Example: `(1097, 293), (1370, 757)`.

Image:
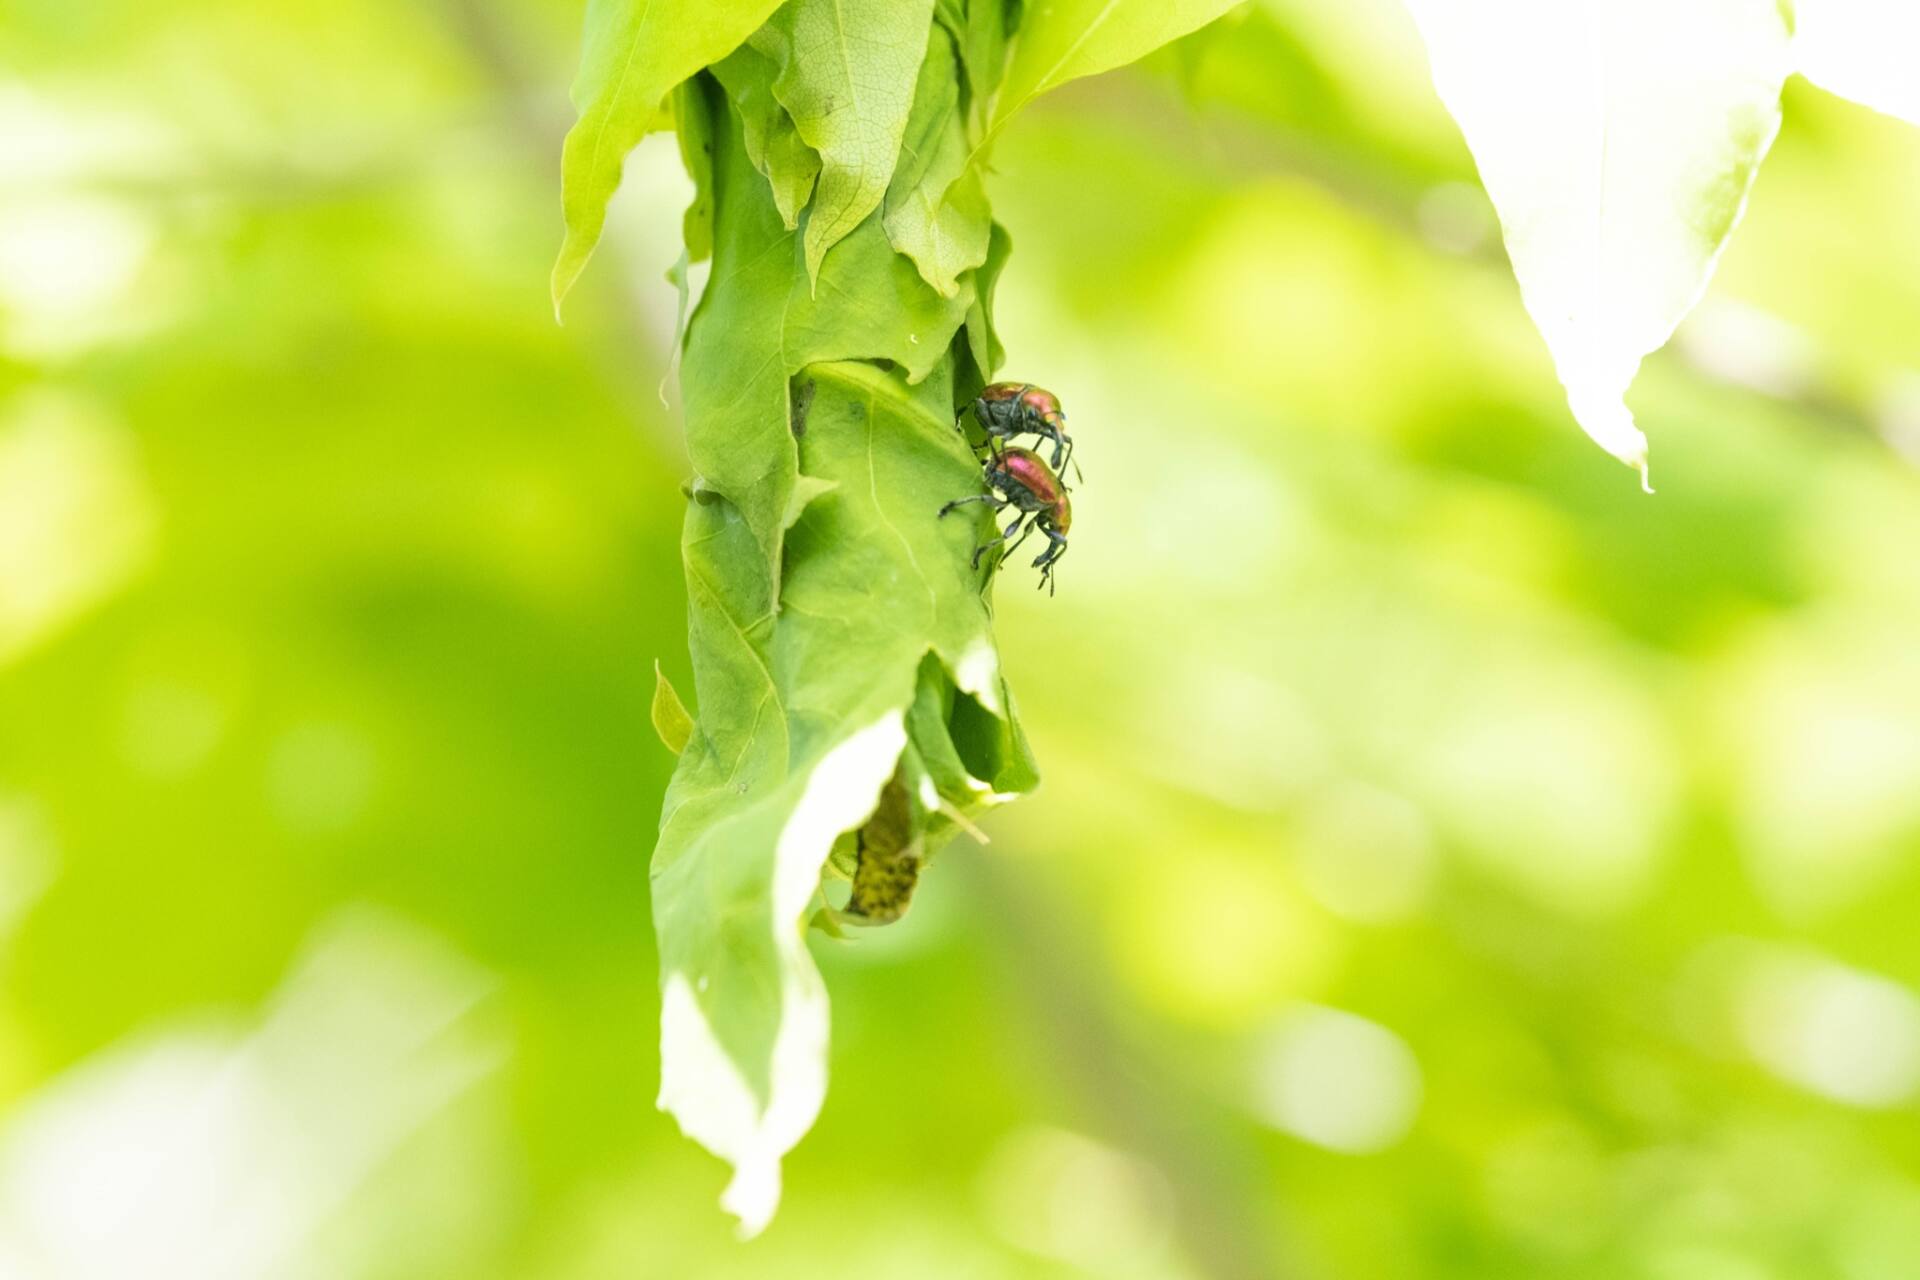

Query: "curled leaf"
(886, 25), (995, 297)
(679, 73), (976, 601)
(553, 0), (786, 315)
(712, 41), (822, 228)
(655, 362), (1037, 1236)
(751, 0), (939, 283)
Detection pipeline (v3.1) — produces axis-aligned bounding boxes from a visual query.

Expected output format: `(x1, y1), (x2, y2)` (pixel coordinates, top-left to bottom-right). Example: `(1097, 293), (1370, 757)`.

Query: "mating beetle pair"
(965, 382), (1076, 478)
(940, 382), (1076, 595)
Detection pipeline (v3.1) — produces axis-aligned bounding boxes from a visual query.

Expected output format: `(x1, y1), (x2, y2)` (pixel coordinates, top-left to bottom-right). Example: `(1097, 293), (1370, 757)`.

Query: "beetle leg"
(1031, 528), (1068, 596)
(970, 512), (1029, 569)
(1031, 526), (1068, 564)
(939, 493), (1001, 518)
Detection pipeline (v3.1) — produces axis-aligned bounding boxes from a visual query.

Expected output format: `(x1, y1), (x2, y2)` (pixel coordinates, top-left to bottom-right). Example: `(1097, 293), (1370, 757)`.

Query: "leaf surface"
(553, 0), (786, 314)
(886, 26), (994, 297)
(679, 75), (975, 600)
(712, 41), (822, 229)
(752, 0), (940, 283)
(655, 78), (1035, 1235)
(1402, 0), (1792, 485)
(655, 363), (1035, 1236)
(989, 0), (1244, 135)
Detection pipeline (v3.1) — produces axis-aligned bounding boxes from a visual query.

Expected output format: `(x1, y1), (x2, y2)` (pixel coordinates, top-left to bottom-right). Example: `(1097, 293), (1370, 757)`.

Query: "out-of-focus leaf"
(1401, 0), (1792, 487)
(712, 41), (821, 229)
(886, 26), (994, 297)
(552, 0), (785, 315)
(989, 0), (1244, 136)
(652, 661), (696, 756)
(679, 76), (975, 600)
(1795, 0), (1920, 126)
(750, 0), (938, 283)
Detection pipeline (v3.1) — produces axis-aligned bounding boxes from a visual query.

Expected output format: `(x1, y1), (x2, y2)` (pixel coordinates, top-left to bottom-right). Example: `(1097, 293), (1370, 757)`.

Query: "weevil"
(961, 382), (1076, 478)
(939, 446), (1072, 595)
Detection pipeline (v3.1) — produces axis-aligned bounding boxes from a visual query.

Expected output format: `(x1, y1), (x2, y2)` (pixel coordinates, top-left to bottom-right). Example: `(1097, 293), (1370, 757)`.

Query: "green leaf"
(750, 0), (939, 283)
(1402, 0), (1792, 487)
(552, 0), (785, 316)
(569, 8), (1040, 1236)
(956, 0), (1012, 142)
(652, 660), (696, 755)
(712, 41), (822, 229)
(885, 25), (994, 297)
(655, 361), (1035, 1236)
(964, 220), (1013, 382)
(672, 79), (718, 264)
(988, 0), (1244, 135)
(680, 76), (976, 601)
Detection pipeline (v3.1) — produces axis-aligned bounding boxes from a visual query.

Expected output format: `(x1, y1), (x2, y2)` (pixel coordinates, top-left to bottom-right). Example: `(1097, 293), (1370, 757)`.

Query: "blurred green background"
(8, 1), (1920, 1276)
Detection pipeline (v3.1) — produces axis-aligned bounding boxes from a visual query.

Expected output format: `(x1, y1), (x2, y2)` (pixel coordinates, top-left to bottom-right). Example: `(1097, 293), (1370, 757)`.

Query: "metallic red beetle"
(961, 382), (1076, 477)
(939, 446), (1072, 595)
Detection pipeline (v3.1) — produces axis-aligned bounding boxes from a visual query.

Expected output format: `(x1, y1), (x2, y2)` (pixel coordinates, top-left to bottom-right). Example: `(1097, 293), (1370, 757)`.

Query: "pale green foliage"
(618, 0), (1247, 1228)
(554, 0), (785, 312)
(989, 0), (1248, 133)
(885, 25), (994, 297)
(656, 360), (1036, 1232)
(750, 0), (939, 282)
(654, 57), (1029, 1233)
(676, 68), (976, 598)
(711, 41), (821, 228)
(1402, 0), (1793, 487)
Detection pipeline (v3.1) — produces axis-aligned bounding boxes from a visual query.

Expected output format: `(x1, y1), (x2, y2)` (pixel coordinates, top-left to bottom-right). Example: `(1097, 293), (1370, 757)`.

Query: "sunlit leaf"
(712, 41), (821, 229)
(886, 24), (994, 297)
(656, 367), (1036, 1236)
(655, 76), (1035, 1235)
(750, 0), (939, 283)
(552, 0), (785, 315)
(989, 0), (1245, 136)
(678, 74), (975, 599)
(1402, 0), (1792, 486)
